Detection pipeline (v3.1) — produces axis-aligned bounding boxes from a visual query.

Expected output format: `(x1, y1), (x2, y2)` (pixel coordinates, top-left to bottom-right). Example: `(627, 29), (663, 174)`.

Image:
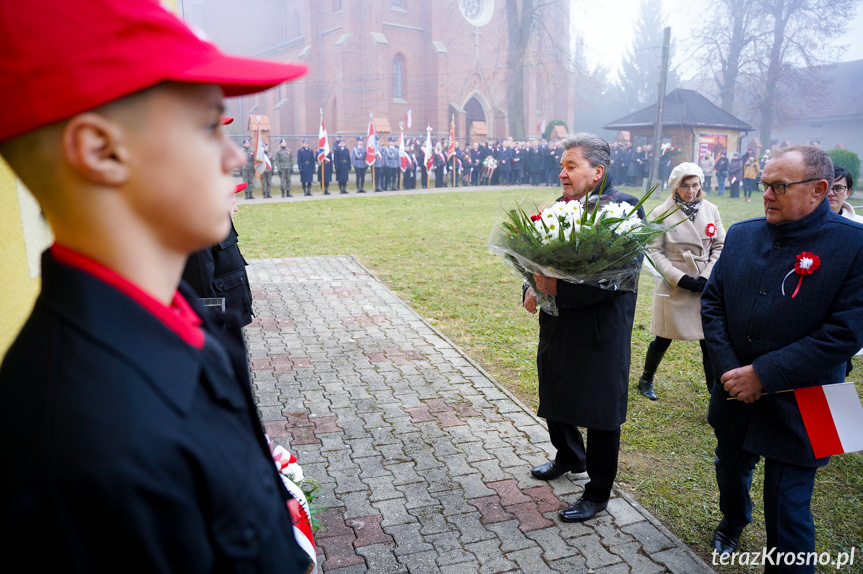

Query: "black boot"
(637, 341), (666, 401)
(304, 184), (310, 196)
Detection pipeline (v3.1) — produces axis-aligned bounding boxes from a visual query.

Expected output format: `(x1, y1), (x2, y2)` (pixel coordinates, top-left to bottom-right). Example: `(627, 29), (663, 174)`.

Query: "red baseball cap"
(0, 0), (307, 141)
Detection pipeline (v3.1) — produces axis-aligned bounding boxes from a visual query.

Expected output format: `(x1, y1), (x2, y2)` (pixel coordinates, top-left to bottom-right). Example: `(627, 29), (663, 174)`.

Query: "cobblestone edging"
(245, 255), (715, 573)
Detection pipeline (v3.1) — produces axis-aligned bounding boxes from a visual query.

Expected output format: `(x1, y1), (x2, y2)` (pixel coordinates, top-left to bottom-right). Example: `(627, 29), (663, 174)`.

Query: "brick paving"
(245, 256), (715, 573)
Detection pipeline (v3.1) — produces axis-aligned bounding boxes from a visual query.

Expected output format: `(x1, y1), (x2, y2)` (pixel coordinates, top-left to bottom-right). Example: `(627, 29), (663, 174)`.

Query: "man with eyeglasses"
(701, 145), (863, 571)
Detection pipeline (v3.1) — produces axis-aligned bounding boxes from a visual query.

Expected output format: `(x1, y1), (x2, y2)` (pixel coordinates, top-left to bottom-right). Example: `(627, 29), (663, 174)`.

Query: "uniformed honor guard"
(352, 136), (367, 193)
(334, 139), (351, 194)
(383, 137), (399, 191)
(274, 138), (293, 197)
(297, 138), (315, 196)
(260, 142), (273, 198)
(317, 149), (333, 195)
(241, 138), (255, 198)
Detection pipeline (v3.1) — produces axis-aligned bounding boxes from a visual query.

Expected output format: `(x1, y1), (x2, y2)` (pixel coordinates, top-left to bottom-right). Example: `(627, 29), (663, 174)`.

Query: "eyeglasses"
(831, 185), (849, 195)
(757, 178), (819, 195)
(678, 184), (701, 191)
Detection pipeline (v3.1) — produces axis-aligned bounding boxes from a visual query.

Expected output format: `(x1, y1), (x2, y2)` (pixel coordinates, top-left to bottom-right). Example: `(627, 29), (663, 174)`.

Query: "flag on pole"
(254, 121), (267, 173)
(538, 119), (547, 135)
(404, 109), (412, 129)
(317, 108), (330, 162)
(447, 116), (455, 159)
(398, 128), (408, 172)
(795, 382), (863, 458)
(424, 126), (434, 173)
(365, 115), (376, 166)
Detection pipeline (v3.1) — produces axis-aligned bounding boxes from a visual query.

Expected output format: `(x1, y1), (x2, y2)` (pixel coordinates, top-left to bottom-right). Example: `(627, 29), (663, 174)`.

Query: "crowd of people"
(238, 136), (575, 197)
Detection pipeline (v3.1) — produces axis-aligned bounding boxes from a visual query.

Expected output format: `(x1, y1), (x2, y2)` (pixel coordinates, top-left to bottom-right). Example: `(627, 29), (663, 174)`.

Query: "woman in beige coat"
(637, 163), (726, 400)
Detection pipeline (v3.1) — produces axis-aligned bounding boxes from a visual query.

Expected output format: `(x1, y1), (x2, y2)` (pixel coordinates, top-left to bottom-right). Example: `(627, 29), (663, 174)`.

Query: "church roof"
(604, 89), (752, 131)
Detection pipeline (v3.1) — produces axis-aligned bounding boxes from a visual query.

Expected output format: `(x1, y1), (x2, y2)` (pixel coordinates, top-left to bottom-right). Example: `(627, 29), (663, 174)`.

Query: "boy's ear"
(62, 113), (131, 186)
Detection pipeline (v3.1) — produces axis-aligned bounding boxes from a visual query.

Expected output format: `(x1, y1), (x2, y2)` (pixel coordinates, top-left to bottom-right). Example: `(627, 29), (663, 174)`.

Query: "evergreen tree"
(615, 0), (676, 113)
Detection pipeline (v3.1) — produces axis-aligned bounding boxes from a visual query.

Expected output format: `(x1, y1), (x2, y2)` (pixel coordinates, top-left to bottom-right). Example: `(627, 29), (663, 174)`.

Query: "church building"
(180, 0), (573, 142)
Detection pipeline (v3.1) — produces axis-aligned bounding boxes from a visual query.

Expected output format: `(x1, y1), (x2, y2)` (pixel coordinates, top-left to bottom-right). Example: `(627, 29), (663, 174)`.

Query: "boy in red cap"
(0, 1), (313, 571)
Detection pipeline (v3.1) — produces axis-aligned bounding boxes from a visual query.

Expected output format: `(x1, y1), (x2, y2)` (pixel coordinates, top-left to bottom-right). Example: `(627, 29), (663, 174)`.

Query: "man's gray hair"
(559, 132), (610, 169)
(772, 144), (834, 187)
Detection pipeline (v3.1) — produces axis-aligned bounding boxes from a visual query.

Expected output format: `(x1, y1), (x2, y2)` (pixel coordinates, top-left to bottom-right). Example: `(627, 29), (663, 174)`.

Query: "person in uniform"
(525, 133), (644, 524)
(183, 184), (254, 325)
(317, 148), (333, 195)
(352, 136), (368, 193)
(334, 138), (351, 194)
(373, 141), (383, 192)
(0, 0), (312, 570)
(383, 137), (399, 191)
(260, 142), (273, 198)
(297, 138), (315, 196)
(241, 139), (256, 199)
(274, 138), (293, 197)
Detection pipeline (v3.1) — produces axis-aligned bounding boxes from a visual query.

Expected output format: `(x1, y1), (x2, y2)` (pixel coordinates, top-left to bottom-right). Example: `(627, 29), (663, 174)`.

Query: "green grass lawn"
(235, 186), (863, 572)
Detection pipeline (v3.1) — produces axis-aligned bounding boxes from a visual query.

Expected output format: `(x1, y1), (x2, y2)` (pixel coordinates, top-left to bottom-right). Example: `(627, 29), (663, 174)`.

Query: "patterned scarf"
(673, 195), (702, 222)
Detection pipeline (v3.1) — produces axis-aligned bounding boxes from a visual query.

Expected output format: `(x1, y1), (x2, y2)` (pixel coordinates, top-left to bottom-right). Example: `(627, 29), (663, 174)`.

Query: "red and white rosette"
(705, 222), (716, 248)
(782, 252), (820, 298)
(268, 440), (318, 573)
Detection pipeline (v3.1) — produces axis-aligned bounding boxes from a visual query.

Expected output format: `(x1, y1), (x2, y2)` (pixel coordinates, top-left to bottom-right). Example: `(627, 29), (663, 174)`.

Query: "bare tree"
(615, 0), (675, 113)
(695, 0), (763, 113)
(753, 0), (858, 146)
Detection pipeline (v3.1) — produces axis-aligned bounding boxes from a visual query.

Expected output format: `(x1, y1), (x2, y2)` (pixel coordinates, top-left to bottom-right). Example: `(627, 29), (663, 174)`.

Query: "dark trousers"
(355, 167), (366, 191)
(715, 433), (818, 573)
(547, 420), (620, 503)
(730, 178), (741, 198)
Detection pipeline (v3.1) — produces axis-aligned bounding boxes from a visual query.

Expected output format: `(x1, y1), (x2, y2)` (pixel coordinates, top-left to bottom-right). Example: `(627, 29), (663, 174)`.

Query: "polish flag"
(365, 116), (376, 166)
(796, 382), (863, 458)
(254, 125), (267, 173)
(404, 109), (412, 129)
(538, 119), (547, 134)
(423, 126), (434, 173)
(447, 116), (455, 159)
(317, 108), (330, 163)
(398, 128), (407, 172)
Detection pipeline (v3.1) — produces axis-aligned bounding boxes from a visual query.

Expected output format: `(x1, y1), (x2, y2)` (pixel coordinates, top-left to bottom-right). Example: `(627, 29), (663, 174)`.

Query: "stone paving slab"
(246, 256), (715, 573)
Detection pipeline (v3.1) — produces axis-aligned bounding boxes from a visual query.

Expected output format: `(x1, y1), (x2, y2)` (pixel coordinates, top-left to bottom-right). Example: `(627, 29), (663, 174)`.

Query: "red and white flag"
(404, 109), (412, 129)
(538, 119), (547, 135)
(399, 128), (407, 172)
(254, 123), (267, 173)
(447, 116), (455, 159)
(317, 108), (330, 163)
(423, 126), (434, 173)
(365, 115), (376, 167)
(796, 382), (863, 458)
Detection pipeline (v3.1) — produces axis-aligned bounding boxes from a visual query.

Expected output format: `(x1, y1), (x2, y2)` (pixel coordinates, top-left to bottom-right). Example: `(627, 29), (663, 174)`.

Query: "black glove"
(677, 275), (701, 292)
(696, 277), (708, 292)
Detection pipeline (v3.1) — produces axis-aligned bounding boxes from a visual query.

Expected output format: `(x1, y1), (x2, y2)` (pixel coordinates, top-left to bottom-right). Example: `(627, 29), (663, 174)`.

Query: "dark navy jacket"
(702, 200), (863, 466)
(0, 251), (309, 572)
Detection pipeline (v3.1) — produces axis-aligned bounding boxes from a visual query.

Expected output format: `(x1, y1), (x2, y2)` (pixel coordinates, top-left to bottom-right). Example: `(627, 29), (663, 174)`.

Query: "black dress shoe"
(712, 525), (741, 556)
(530, 460), (586, 480)
(560, 497), (608, 522)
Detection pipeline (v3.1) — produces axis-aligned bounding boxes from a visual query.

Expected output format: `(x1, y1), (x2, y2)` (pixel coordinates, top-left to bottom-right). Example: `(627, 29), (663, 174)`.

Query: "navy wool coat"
(702, 200), (863, 467)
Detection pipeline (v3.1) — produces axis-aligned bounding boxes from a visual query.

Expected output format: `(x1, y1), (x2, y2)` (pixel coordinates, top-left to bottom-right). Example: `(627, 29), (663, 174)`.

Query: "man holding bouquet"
(524, 133), (644, 522)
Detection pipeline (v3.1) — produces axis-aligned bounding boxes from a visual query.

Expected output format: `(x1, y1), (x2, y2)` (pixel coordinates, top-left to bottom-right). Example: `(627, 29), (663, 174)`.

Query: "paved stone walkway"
(245, 256), (715, 573)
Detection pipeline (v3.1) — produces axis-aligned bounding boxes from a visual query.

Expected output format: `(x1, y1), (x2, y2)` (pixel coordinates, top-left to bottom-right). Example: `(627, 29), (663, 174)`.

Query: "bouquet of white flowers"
(488, 183), (677, 315)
